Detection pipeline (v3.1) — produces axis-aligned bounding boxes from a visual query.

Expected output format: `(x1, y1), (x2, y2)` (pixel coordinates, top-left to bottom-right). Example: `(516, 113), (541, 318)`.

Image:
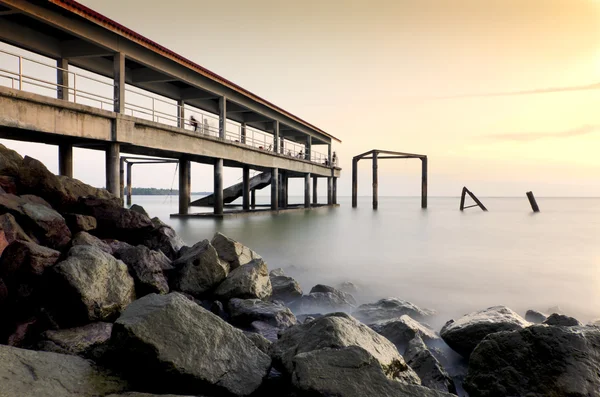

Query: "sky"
(1, 0), (599, 196)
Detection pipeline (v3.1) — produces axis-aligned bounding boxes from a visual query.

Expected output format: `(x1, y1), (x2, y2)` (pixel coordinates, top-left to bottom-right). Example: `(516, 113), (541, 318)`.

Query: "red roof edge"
(47, 0), (341, 143)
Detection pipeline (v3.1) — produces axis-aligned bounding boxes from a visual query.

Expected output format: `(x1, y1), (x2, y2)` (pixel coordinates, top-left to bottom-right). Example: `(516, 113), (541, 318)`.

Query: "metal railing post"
(18, 56), (23, 90)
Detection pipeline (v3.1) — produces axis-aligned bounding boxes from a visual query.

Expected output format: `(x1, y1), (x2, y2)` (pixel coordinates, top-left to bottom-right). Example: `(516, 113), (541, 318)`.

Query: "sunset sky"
(1, 0), (599, 196)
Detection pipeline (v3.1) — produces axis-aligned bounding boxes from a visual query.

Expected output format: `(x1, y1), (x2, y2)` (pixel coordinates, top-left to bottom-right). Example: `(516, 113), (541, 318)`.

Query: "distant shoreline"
(129, 188), (211, 196)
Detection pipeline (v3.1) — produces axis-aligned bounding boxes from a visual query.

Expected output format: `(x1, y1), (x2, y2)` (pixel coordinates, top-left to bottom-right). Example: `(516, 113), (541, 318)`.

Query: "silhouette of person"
(190, 115), (199, 132)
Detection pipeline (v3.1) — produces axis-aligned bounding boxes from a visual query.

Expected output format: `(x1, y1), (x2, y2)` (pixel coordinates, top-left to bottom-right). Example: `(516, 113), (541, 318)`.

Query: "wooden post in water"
(460, 186), (488, 211)
(372, 151), (378, 210)
(526, 191), (540, 212)
(421, 156), (428, 209)
(352, 158), (358, 208)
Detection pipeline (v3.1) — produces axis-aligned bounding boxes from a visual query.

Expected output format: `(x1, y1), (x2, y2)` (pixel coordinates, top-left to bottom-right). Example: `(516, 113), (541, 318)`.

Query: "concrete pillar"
(214, 158), (224, 215)
(273, 121), (279, 153)
(328, 144), (332, 166)
(327, 177), (333, 205)
(241, 123), (247, 144)
(56, 58), (69, 101)
(218, 97), (226, 139)
(271, 167), (279, 210)
(421, 157), (428, 209)
(126, 162), (133, 206)
(105, 143), (120, 197)
(113, 53), (125, 113)
(305, 136), (312, 161)
(304, 173), (311, 208)
(119, 158), (125, 201)
(352, 158), (358, 208)
(278, 172), (284, 209)
(177, 99), (185, 128)
(285, 174), (289, 207)
(58, 143), (73, 178)
(312, 176), (318, 205)
(242, 166), (250, 211)
(179, 157), (191, 215)
(251, 189), (256, 209)
(372, 151), (378, 210)
(333, 177), (337, 205)
(280, 172), (288, 208)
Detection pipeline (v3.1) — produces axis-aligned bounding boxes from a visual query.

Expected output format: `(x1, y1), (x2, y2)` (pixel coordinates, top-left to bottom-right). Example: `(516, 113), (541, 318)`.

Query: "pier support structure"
(218, 97), (226, 139)
(312, 176), (318, 205)
(214, 158), (224, 215)
(333, 177), (337, 205)
(56, 58), (69, 101)
(327, 177), (333, 205)
(352, 149), (428, 210)
(106, 143), (120, 196)
(304, 173), (311, 208)
(126, 162), (133, 205)
(179, 157), (191, 215)
(271, 168), (279, 210)
(242, 166), (250, 211)
(58, 143), (73, 178)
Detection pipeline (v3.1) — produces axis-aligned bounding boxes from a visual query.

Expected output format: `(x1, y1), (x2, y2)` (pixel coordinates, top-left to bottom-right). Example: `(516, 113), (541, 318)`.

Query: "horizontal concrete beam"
(61, 39), (113, 58)
(131, 68), (178, 84)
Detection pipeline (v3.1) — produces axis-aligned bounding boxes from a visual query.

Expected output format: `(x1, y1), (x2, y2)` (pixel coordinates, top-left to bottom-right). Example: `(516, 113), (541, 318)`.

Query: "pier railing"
(0, 48), (331, 165)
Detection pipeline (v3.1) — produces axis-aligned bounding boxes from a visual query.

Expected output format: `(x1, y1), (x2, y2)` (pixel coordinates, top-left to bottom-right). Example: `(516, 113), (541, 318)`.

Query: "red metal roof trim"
(47, 0), (341, 143)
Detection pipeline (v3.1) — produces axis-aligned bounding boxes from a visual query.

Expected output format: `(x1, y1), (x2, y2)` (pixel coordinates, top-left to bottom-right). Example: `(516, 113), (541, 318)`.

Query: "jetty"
(0, 0), (341, 217)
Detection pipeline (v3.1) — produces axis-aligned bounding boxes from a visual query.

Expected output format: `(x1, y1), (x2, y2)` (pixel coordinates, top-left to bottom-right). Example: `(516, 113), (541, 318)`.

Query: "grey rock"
(291, 346), (455, 397)
(369, 315), (441, 353)
(111, 292), (271, 396)
(405, 336), (456, 393)
(103, 239), (134, 255)
(51, 245), (136, 324)
(0, 143), (24, 177)
(543, 312), (582, 326)
(70, 231), (112, 254)
(170, 239), (229, 297)
(337, 281), (360, 294)
(211, 232), (261, 271)
(250, 320), (281, 342)
(142, 217), (185, 260)
(37, 322), (112, 361)
(0, 213), (34, 246)
(129, 204), (149, 217)
(525, 309), (548, 324)
(353, 297), (436, 323)
(0, 344), (127, 397)
(310, 284), (357, 305)
(64, 213), (97, 233)
(270, 268), (285, 277)
(465, 325), (600, 397)
(291, 291), (356, 314)
(440, 305), (530, 358)
(0, 240), (59, 280)
(270, 274), (303, 303)
(228, 298), (297, 328)
(243, 330), (272, 354)
(270, 312), (420, 384)
(113, 244), (170, 296)
(214, 258), (272, 300)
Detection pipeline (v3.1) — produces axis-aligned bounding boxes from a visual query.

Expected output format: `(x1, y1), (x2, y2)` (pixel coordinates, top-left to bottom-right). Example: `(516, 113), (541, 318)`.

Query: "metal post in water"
(526, 191), (540, 212)
(421, 156), (428, 209)
(372, 151), (378, 210)
(352, 158), (358, 208)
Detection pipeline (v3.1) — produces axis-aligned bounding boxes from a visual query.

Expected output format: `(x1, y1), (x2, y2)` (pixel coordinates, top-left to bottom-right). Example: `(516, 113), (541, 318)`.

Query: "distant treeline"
(131, 188), (211, 196)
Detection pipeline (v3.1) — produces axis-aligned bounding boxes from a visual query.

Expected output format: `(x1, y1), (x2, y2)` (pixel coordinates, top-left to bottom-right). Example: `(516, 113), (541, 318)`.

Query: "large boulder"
(465, 325), (600, 397)
(113, 244), (170, 296)
(243, 330), (272, 354)
(310, 284), (357, 305)
(353, 298), (435, 323)
(369, 315), (441, 353)
(169, 239), (229, 297)
(50, 245), (135, 325)
(70, 231), (112, 254)
(111, 293), (271, 396)
(140, 217), (185, 260)
(440, 305), (530, 358)
(0, 240), (60, 281)
(0, 213), (34, 247)
(290, 291), (356, 314)
(63, 213), (97, 233)
(228, 298), (297, 328)
(291, 346), (454, 397)
(211, 232), (261, 271)
(525, 309), (548, 324)
(0, 194), (71, 249)
(0, 344), (127, 397)
(37, 322), (113, 361)
(404, 336), (456, 393)
(270, 312), (420, 384)
(0, 143), (24, 177)
(270, 274), (303, 303)
(543, 313), (582, 326)
(214, 258), (272, 300)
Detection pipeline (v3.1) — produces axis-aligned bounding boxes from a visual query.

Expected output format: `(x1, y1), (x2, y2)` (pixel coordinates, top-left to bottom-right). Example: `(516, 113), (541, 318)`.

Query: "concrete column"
(328, 144), (332, 166)
(242, 166), (250, 211)
(304, 173), (311, 208)
(271, 167), (279, 210)
(105, 143), (120, 197)
(280, 172), (288, 208)
(327, 177), (333, 205)
(333, 177), (337, 205)
(278, 172), (284, 209)
(218, 96), (226, 139)
(372, 151), (378, 210)
(241, 123), (247, 144)
(119, 158), (125, 201)
(280, 137), (285, 155)
(352, 158), (358, 208)
(305, 136), (312, 161)
(113, 53), (125, 113)
(214, 158), (224, 215)
(57, 58), (69, 101)
(126, 162), (133, 206)
(251, 189), (256, 209)
(58, 143), (73, 178)
(421, 157), (428, 209)
(285, 174), (289, 207)
(179, 157), (191, 215)
(312, 176), (318, 205)
(177, 99), (185, 128)
(273, 121), (279, 153)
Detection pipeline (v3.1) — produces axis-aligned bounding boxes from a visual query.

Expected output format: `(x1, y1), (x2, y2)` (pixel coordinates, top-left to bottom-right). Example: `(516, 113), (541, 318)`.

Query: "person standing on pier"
(190, 115), (199, 132)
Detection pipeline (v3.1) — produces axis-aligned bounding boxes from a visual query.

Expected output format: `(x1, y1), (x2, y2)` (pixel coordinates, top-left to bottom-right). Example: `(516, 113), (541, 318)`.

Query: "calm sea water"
(133, 195), (600, 326)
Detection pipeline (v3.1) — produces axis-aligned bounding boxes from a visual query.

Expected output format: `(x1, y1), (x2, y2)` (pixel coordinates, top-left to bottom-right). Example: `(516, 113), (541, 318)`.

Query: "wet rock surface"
(369, 314), (440, 353)
(228, 297), (297, 328)
(214, 258), (272, 300)
(405, 336), (456, 393)
(353, 297), (436, 323)
(211, 231), (261, 270)
(542, 312), (582, 326)
(113, 244), (170, 296)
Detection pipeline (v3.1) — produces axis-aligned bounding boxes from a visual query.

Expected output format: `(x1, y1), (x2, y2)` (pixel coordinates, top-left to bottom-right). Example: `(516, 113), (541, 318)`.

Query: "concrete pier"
(56, 58), (68, 101)
(126, 162), (133, 206)
(113, 53), (125, 114)
(372, 151), (378, 210)
(58, 143), (73, 178)
(333, 177), (337, 205)
(214, 158), (224, 215)
(218, 97), (226, 139)
(327, 177), (333, 205)
(179, 157), (191, 215)
(106, 143), (120, 196)
(271, 167), (279, 210)
(312, 176), (318, 205)
(242, 166), (250, 210)
(421, 157), (428, 209)
(251, 189), (256, 209)
(304, 173), (311, 208)
(119, 158), (125, 200)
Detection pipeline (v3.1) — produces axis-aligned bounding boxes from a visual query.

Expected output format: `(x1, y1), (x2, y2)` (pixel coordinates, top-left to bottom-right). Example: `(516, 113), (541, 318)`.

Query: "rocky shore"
(0, 144), (599, 397)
